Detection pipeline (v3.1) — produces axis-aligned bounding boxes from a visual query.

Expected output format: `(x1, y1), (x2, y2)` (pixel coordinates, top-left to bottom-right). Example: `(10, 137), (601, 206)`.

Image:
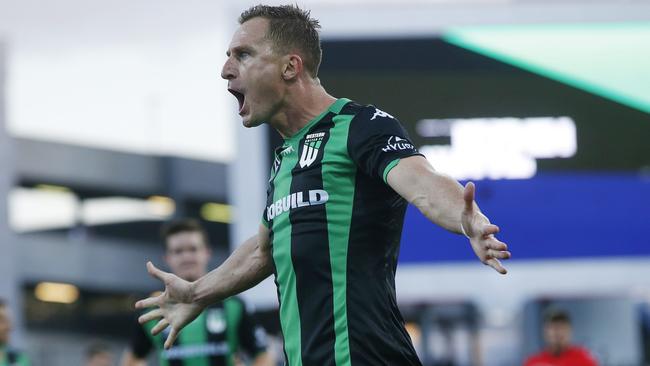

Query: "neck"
(268, 78), (337, 139)
(549, 344), (569, 355)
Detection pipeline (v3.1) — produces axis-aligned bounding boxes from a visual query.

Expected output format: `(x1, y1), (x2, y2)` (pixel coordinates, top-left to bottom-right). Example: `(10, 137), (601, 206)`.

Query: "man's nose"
(221, 59), (235, 80)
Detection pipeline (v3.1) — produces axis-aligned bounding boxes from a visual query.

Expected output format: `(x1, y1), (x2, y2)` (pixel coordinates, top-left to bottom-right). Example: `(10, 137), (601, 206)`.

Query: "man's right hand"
(135, 261), (205, 349)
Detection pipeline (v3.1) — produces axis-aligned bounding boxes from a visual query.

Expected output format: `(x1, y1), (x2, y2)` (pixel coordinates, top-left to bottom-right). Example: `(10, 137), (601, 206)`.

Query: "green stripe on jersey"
(271, 142), (303, 366)
(142, 314), (170, 366)
(180, 312), (210, 366)
(322, 114), (355, 366)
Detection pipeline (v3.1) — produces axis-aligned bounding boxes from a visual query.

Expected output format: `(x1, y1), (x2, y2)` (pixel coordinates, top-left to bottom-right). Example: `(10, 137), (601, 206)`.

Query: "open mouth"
(228, 88), (246, 114)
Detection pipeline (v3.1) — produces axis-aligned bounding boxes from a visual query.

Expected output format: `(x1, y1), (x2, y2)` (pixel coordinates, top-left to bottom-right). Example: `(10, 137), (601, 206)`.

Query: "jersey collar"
(283, 98), (351, 143)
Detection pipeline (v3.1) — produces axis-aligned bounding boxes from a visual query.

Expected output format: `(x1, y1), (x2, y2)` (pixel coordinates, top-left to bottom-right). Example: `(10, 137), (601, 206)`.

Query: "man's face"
(221, 17), (286, 128)
(0, 306), (11, 345)
(164, 231), (211, 282)
(543, 321), (572, 352)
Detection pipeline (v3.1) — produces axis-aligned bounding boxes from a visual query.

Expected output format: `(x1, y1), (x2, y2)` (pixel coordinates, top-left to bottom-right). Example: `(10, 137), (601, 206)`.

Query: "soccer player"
(524, 310), (598, 366)
(136, 5), (511, 366)
(122, 219), (271, 366)
(0, 299), (29, 366)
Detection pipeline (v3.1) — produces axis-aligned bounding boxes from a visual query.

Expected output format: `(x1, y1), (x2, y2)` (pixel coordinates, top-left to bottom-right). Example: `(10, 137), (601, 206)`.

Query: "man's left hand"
(461, 182), (511, 274)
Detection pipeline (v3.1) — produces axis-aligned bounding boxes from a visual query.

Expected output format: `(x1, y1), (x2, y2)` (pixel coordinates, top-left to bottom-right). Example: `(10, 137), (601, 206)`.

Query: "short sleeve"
(130, 314), (153, 359)
(347, 106), (422, 183)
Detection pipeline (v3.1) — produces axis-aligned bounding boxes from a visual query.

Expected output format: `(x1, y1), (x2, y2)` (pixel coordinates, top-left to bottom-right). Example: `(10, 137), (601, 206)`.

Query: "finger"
(485, 258), (507, 275)
(147, 261), (170, 282)
(135, 294), (162, 309)
(164, 327), (180, 349)
(481, 224), (500, 237)
(138, 309), (163, 324)
(463, 182), (475, 212)
(486, 239), (508, 251)
(151, 318), (169, 336)
(488, 249), (512, 260)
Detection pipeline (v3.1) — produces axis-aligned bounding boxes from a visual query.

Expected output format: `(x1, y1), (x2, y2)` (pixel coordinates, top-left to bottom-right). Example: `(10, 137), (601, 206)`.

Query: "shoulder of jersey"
(337, 101), (365, 116)
(341, 102), (397, 123)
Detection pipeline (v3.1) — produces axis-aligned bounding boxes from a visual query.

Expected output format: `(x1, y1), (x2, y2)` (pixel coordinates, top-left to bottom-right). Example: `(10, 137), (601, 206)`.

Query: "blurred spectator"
(524, 309), (598, 366)
(0, 299), (30, 366)
(121, 218), (272, 366)
(85, 341), (114, 366)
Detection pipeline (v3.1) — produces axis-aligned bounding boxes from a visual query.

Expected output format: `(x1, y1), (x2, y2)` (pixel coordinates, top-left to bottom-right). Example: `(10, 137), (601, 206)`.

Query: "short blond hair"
(239, 4), (322, 77)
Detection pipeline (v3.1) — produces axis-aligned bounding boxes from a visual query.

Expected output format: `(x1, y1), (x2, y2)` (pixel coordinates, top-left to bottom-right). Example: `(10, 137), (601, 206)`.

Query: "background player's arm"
(135, 224), (274, 348)
(386, 155), (511, 274)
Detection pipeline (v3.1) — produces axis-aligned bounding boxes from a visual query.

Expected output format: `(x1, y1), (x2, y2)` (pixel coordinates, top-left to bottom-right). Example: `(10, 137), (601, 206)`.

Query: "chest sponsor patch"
(267, 189), (329, 220)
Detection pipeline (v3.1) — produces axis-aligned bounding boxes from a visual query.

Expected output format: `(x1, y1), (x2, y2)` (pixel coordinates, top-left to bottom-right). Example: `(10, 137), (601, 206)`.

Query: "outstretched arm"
(135, 224), (274, 348)
(192, 224), (274, 304)
(387, 155), (511, 274)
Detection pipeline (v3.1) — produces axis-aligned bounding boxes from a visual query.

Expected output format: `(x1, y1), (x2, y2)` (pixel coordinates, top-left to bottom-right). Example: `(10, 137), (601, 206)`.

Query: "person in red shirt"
(524, 309), (598, 366)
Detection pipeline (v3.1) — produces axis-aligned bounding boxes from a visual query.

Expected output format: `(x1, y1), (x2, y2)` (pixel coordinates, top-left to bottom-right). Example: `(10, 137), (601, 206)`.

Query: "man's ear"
(282, 54), (303, 80)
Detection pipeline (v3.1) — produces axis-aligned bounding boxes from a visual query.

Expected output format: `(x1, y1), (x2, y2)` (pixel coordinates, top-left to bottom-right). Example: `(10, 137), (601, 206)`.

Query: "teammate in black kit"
(135, 5), (512, 366)
(121, 219), (271, 366)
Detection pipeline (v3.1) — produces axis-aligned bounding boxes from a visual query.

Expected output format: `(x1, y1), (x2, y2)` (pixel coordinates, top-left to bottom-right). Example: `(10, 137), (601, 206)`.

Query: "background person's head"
(221, 5), (323, 128)
(84, 341), (113, 366)
(543, 309), (573, 354)
(0, 299), (11, 346)
(162, 219), (212, 282)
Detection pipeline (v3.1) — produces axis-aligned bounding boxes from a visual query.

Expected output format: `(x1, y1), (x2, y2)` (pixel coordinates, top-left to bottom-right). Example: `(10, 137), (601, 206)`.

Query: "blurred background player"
(121, 219), (271, 366)
(524, 309), (598, 366)
(85, 341), (115, 366)
(0, 299), (29, 366)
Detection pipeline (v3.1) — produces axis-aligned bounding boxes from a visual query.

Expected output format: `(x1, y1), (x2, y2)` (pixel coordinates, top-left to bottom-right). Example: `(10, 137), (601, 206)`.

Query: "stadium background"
(0, 0), (649, 365)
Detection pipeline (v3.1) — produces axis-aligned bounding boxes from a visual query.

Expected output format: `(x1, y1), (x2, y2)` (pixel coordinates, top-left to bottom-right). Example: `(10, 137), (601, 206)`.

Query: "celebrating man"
(136, 5), (511, 366)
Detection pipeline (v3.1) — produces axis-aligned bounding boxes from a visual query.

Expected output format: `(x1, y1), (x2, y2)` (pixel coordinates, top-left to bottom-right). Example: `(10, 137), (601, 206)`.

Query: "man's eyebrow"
(227, 46), (253, 57)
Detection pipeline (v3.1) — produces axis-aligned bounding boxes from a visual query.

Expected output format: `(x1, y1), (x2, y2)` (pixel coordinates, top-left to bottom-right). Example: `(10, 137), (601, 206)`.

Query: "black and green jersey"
(0, 347), (30, 366)
(262, 98), (423, 366)
(131, 298), (267, 366)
